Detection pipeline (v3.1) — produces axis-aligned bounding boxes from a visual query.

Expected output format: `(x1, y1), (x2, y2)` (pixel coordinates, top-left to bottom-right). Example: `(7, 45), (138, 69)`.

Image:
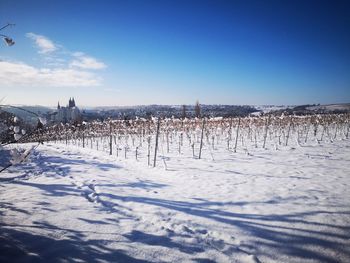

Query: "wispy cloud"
(70, 52), (106, 70)
(0, 33), (107, 88)
(26, 33), (57, 54)
(0, 61), (101, 87)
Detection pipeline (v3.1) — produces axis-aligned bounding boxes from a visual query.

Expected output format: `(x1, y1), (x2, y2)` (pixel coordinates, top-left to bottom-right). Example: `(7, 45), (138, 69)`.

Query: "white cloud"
(25, 33), (106, 70)
(0, 60), (101, 87)
(1, 33), (107, 88)
(26, 33), (57, 54)
(70, 52), (106, 70)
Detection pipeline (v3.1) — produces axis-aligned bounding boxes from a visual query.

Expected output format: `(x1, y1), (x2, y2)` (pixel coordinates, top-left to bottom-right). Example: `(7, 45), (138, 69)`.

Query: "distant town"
(1, 99), (350, 128)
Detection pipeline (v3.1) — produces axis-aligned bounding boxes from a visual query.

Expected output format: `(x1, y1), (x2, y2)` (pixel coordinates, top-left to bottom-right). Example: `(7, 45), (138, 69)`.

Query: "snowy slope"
(1, 140), (350, 263)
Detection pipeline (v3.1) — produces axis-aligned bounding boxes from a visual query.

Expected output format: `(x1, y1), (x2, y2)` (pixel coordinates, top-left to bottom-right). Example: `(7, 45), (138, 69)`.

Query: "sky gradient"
(0, 0), (349, 107)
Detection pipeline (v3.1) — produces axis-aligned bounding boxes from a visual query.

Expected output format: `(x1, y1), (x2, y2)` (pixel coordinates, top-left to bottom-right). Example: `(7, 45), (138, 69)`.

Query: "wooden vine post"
(82, 124), (85, 148)
(263, 115), (271, 149)
(198, 118), (205, 159)
(227, 117), (233, 150)
(234, 117), (241, 153)
(285, 117), (292, 146)
(109, 122), (112, 155)
(153, 118), (161, 167)
(147, 136), (151, 166)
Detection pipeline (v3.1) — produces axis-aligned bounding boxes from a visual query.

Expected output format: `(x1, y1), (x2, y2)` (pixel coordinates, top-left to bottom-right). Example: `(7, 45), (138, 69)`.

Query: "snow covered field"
(1, 139), (350, 263)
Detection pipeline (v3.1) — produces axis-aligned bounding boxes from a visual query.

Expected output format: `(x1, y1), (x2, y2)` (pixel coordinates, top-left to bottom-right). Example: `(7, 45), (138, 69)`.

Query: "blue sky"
(0, 0), (349, 106)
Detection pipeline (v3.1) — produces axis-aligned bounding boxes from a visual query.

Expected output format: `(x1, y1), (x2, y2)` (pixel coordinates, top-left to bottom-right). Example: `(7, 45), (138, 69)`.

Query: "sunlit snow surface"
(1, 140), (350, 263)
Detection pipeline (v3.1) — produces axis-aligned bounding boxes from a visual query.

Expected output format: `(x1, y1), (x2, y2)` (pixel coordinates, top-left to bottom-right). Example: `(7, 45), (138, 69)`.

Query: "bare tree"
(181, 105), (187, 119)
(195, 101), (201, 118)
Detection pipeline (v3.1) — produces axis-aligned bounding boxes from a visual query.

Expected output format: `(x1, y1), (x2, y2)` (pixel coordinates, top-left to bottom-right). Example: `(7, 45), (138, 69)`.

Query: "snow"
(252, 105), (294, 113)
(1, 139), (350, 262)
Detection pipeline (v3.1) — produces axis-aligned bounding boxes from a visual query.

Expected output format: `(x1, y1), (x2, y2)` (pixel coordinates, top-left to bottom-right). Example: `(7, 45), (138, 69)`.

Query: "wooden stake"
(262, 115), (270, 149)
(153, 118), (161, 167)
(198, 118), (205, 159)
(109, 123), (112, 155)
(234, 118), (241, 153)
(285, 118), (292, 146)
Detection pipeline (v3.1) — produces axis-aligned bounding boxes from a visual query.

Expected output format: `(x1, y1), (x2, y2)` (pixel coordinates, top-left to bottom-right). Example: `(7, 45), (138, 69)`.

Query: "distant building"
(51, 98), (81, 123)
